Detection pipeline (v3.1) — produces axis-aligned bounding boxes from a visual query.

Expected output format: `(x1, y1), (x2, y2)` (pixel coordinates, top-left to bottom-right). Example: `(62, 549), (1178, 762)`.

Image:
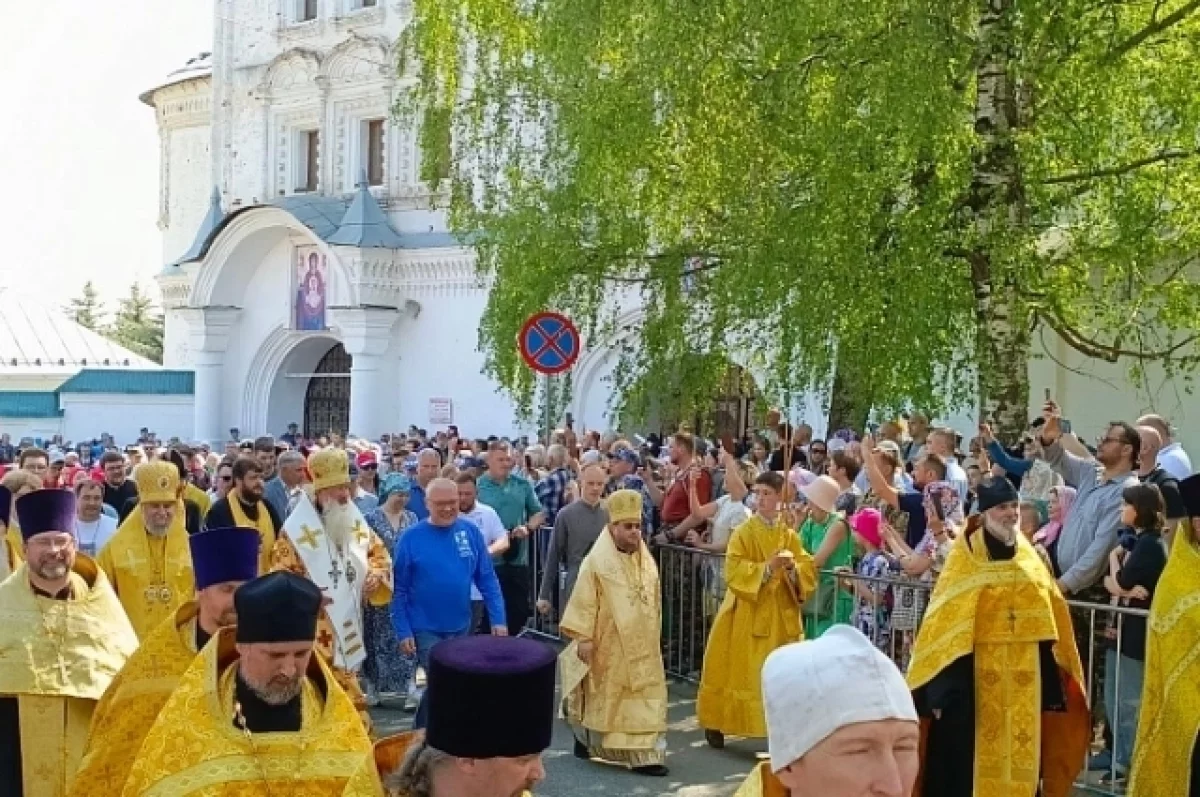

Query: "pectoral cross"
(329, 559), (343, 588)
(297, 525), (322, 549)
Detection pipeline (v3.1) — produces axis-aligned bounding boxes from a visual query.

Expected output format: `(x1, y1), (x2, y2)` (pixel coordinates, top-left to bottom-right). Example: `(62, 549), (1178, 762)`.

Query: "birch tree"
(401, 0), (1200, 436)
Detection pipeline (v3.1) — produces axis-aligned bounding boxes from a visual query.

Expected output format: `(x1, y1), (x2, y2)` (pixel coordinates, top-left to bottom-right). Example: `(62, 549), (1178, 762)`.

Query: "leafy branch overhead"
(400, 0), (1200, 435)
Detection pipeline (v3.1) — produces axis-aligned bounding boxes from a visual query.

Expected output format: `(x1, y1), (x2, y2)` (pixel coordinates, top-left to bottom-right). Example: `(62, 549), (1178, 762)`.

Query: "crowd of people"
(0, 400), (1198, 796)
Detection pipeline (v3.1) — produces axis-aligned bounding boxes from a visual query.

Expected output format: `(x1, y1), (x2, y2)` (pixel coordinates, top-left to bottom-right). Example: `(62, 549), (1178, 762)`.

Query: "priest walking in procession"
(70, 526), (262, 797)
(96, 459), (195, 639)
(907, 476), (1090, 797)
(559, 488), (669, 777)
(119, 571), (377, 796)
(697, 470), (816, 749)
(0, 489), (139, 797)
(271, 447), (393, 720)
(204, 456), (281, 573)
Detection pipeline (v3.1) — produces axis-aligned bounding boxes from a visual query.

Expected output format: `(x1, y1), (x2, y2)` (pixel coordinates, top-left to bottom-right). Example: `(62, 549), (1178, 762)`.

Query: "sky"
(0, 0), (213, 311)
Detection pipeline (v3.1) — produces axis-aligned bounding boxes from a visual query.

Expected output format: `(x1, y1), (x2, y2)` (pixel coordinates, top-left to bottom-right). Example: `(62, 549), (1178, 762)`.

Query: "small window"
(299, 0), (318, 22)
(360, 0), (377, 6)
(363, 119), (385, 186)
(295, 129), (320, 193)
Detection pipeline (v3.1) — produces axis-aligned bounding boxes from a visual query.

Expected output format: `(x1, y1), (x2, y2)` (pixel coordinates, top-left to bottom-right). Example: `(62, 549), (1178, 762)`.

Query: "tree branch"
(1038, 310), (1200, 362)
(1040, 147), (1200, 185)
(1103, 0), (1200, 62)
(577, 250), (724, 284)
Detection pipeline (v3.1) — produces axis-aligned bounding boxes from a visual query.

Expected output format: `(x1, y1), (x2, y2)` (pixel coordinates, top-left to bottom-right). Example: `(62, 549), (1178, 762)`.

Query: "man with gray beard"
(271, 447), (393, 725)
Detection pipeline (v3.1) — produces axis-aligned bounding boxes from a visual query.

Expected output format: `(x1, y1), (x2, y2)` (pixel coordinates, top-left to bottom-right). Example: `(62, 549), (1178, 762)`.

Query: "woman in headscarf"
(1033, 485), (1076, 577)
(361, 472), (420, 706)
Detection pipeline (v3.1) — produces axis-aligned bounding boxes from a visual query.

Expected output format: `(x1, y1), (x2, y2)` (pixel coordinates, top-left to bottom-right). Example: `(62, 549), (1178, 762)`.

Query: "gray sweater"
(538, 499), (608, 607)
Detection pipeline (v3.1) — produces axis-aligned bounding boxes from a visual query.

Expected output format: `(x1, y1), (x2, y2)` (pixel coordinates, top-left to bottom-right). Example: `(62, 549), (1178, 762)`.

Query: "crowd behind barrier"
(526, 538), (1147, 797)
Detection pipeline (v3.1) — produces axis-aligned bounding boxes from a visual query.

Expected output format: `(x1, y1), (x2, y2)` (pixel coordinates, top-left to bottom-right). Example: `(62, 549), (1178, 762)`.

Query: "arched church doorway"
(304, 343), (351, 438)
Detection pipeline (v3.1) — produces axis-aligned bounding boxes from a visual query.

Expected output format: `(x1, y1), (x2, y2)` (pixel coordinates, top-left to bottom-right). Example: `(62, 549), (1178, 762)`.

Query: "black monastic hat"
(426, 636), (557, 759)
(976, 476), (1019, 514)
(15, 489), (76, 540)
(234, 571), (322, 643)
(1179, 474), (1200, 519)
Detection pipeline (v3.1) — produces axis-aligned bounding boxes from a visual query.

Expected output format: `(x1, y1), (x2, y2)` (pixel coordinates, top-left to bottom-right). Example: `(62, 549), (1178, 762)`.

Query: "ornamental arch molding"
(241, 324), (342, 434)
(322, 35), (391, 83)
(261, 49), (323, 94)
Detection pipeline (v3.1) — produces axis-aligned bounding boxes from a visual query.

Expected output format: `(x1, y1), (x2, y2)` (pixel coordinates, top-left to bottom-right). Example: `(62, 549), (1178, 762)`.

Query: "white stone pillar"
(182, 307), (241, 445)
(329, 307), (400, 439)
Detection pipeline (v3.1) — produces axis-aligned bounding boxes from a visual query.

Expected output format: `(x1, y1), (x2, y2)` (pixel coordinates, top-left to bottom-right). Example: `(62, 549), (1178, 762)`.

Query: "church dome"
(139, 52), (214, 106)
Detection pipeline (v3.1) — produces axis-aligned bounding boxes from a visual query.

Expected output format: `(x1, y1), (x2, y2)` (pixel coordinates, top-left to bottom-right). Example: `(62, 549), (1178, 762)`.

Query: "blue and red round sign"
(519, 312), (581, 375)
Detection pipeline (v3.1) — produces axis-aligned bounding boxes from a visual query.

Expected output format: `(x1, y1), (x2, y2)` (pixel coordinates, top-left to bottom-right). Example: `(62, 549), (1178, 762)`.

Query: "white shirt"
(462, 502), (508, 600)
(711, 495), (751, 550)
(1158, 442), (1193, 481)
(75, 514), (118, 557)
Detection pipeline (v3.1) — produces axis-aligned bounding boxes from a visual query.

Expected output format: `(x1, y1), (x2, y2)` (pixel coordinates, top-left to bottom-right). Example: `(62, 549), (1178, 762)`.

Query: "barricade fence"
(525, 538), (1148, 795)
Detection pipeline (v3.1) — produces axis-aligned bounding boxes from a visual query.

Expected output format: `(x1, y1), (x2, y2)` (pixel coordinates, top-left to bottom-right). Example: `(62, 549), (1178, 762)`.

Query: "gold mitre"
(309, 448), (351, 492)
(606, 489), (643, 524)
(134, 460), (180, 504)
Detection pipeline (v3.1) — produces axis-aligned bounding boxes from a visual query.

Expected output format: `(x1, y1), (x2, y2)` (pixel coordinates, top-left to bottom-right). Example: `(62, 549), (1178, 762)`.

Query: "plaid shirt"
(535, 467), (573, 526)
(604, 473), (656, 534)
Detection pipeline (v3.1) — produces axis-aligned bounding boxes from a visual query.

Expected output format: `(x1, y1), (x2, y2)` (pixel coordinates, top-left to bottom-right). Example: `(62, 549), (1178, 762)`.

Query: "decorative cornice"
(181, 306), (242, 353)
(328, 306), (400, 356)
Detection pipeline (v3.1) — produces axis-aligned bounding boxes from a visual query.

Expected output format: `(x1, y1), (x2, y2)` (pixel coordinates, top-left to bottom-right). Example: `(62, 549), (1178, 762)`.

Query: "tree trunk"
(968, 0), (1032, 441)
(827, 359), (873, 436)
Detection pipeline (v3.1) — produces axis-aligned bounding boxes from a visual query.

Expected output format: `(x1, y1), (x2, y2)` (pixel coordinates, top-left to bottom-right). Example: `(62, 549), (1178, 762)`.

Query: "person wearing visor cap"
(734, 626), (920, 796)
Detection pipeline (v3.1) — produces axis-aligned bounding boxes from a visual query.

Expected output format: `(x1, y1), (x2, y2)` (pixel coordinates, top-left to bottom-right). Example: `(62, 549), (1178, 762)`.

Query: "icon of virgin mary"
(295, 252), (327, 330)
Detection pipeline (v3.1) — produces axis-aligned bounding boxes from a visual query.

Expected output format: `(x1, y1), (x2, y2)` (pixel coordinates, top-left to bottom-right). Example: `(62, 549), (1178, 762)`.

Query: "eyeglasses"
(1099, 436), (1128, 446)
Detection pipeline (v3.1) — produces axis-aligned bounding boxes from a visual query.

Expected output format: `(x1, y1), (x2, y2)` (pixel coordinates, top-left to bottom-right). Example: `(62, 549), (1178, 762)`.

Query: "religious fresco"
(294, 247), (328, 331)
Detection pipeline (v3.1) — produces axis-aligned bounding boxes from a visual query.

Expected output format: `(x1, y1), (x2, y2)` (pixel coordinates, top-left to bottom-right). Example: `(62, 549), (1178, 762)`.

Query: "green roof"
(57, 369), (195, 395)
(0, 392), (62, 418)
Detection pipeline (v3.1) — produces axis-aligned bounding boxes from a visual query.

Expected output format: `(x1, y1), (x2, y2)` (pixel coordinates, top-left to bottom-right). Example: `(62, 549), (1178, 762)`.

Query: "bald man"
(391, 477), (508, 731)
(1137, 426), (1186, 524)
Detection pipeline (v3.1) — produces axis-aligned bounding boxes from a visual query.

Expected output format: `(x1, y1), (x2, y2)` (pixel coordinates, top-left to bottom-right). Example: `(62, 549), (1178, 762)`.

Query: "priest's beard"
(245, 670), (304, 706)
(322, 500), (357, 548)
(983, 516), (1018, 546)
(145, 520), (172, 538)
(32, 553), (69, 582)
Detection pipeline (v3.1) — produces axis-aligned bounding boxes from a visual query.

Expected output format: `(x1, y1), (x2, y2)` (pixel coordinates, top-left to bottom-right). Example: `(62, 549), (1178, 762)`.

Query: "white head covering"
(763, 626), (917, 773)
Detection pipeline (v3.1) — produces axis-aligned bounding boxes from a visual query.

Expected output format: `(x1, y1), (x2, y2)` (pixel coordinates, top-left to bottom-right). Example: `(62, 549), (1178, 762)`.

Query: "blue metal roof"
(170, 186), (225, 268)
(327, 173), (407, 248)
(0, 392), (62, 418)
(57, 369), (195, 395)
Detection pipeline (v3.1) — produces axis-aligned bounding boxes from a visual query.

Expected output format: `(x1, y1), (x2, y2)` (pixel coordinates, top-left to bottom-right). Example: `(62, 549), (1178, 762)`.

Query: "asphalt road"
(370, 680), (764, 797)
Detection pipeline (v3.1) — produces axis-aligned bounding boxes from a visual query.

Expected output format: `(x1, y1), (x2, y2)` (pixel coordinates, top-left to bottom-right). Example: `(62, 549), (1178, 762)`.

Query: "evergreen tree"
(105, 283), (164, 364)
(66, 281), (103, 330)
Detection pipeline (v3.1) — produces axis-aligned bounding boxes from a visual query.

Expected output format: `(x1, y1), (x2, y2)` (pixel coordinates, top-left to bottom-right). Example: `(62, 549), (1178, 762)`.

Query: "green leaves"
(403, 0), (1200, 432)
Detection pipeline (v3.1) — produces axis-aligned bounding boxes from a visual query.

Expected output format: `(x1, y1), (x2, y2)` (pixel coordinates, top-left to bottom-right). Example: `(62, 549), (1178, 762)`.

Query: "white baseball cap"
(763, 626), (918, 773)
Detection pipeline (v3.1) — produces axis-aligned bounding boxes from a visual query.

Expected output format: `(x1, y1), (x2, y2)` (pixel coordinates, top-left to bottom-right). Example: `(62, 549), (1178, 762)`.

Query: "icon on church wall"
(294, 247), (328, 331)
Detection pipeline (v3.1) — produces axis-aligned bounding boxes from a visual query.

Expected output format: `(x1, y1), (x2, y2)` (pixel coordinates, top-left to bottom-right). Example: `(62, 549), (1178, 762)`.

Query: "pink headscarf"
(849, 507), (884, 549)
(1033, 485), (1077, 547)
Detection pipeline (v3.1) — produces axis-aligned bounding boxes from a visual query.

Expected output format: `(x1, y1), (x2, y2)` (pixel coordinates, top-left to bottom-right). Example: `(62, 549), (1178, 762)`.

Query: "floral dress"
(362, 507), (418, 694)
(854, 550), (896, 651)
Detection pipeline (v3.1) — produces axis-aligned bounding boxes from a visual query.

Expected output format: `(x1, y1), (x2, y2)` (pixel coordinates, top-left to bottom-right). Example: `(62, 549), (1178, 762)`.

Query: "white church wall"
(60, 394), (194, 443)
(0, 418), (62, 442)
(163, 124), (214, 263)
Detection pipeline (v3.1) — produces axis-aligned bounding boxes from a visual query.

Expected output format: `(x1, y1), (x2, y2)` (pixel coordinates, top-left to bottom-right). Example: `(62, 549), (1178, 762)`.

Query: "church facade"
(143, 0), (1198, 450)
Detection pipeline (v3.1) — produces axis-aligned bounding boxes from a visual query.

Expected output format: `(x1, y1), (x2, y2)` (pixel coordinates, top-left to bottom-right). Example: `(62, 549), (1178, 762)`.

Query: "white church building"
(135, 0), (1198, 450)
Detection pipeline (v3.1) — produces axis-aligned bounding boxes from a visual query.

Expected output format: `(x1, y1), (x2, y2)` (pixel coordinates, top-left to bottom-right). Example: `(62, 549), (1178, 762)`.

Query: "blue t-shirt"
(390, 517), (505, 640)
(407, 484), (428, 521)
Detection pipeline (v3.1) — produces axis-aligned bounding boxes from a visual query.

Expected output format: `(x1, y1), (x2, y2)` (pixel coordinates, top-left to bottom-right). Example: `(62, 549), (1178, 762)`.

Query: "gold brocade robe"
(96, 504), (194, 639)
(119, 627), (377, 797)
(907, 525), (1090, 797)
(271, 532), (392, 715)
(185, 483), (212, 518)
(696, 514), (816, 738)
(0, 556), (139, 797)
(733, 762), (788, 797)
(1128, 530), (1200, 797)
(559, 530), (667, 760)
(227, 489), (277, 574)
(69, 603), (206, 797)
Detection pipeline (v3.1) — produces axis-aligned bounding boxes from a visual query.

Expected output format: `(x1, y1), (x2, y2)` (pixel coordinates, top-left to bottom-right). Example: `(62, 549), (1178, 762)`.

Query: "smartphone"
(933, 496), (947, 522)
(1044, 387), (1051, 402)
(1061, 419), (1073, 434)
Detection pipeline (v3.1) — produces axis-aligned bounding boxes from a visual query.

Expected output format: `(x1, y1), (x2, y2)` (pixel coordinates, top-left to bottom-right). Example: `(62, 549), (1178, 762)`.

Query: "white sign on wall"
(428, 398), (454, 425)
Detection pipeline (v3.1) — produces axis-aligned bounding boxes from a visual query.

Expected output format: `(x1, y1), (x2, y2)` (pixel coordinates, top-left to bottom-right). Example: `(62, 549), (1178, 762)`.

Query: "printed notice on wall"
(428, 398), (453, 425)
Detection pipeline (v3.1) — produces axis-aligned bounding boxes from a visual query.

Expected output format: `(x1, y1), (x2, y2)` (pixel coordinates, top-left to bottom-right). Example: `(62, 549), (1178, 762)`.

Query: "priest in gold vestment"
(373, 636), (557, 797)
(96, 460), (195, 639)
(0, 489), (139, 797)
(1, 471), (44, 580)
(908, 477), (1089, 797)
(272, 448), (392, 718)
(120, 571), (377, 797)
(1129, 473), (1200, 797)
(559, 488), (669, 776)
(697, 470), (816, 747)
(69, 526), (262, 797)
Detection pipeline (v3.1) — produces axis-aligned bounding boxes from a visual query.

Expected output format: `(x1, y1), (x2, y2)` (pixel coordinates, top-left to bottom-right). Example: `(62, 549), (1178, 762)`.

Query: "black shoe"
(704, 729), (725, 749)
(574, 739), (590, 760)
(633, 764), (669, 777)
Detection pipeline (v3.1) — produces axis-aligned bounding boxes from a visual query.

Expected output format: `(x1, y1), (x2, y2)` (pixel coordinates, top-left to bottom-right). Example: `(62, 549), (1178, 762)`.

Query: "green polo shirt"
(476, 472), (543, 566)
